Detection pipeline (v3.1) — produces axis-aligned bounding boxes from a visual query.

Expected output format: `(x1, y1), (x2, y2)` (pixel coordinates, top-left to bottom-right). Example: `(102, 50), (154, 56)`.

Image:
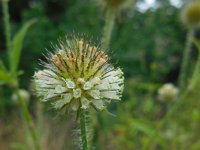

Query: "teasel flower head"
(181, 1), (200, 28)
(33, 36), (124, 112)
(158, 83), (179, 102)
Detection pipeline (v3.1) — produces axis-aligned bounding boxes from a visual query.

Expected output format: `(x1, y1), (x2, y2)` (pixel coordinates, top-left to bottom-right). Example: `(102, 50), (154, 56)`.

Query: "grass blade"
(10, 19), (37, 74)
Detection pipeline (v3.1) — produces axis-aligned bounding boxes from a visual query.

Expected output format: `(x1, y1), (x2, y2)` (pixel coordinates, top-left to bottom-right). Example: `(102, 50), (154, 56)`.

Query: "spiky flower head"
(181, 1), (200, 28)
(158, 83), (179, 102)
(33, 36), (124, 112)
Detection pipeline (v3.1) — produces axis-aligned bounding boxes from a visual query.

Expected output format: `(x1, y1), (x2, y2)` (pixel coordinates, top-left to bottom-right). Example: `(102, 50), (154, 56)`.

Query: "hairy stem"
(101, 9), (116, 50)
(2, 0), (12, 54)
(80, 109), (88, 150)
(15, 88), (40, 150)
(179, 29), (194, 92)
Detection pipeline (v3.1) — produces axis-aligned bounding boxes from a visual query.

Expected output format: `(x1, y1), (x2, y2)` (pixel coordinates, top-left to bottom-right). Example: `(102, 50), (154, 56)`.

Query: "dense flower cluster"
(34, 37), (124, 112)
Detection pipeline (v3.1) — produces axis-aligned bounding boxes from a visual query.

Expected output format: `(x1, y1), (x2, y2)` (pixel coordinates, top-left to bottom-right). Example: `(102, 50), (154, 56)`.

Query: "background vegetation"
(0, 0), (200, 150)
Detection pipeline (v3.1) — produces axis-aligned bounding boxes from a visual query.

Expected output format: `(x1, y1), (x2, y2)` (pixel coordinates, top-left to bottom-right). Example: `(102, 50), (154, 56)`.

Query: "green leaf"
(0, 69), (11, 84)
(0, 60), (13, 85)
(10, 19), (37, 74)
(10, 142), (29, 150)
(0, 60), (7, 71)
(192, 38), (200, 51)
(129, 119), (167, 150)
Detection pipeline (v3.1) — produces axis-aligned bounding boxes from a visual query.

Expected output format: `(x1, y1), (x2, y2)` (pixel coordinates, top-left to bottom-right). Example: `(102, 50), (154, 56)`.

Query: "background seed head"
(158, 83), (179, 102)
(33, 36), (124, 113)
(181, 1), (200, 28)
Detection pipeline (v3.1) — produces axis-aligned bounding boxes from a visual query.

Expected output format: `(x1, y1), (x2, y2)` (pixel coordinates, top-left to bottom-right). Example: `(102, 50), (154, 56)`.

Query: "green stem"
(155, 28), (199, 131)
(80, 109), (88, 150)
(14, 88), (40, 150)
(179, 29), (194, 92)
(2, 1), (40, 149)
(154, 51), (200, 146)
(158, 91), (188, 128)
(162, 30), (199, 125)
(2, 0), (12, 53)
(36, 102), (43, 138)
(101, 9), (116, 50)
(189, 52), (200, 89)
(142, 91), (188, 150)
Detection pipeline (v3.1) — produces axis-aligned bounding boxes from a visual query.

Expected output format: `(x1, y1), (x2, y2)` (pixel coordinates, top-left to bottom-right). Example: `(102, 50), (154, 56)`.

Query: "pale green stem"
(158, 28), (198, 130)
(101, 9), (116, 50)
(158, 91), (188, 128)
(2, 1), (40, 149)
(15, 88), (40, 150)
(36, 102), (43, 138)
(80, 109), (88, 150)
(179, 29), (194, 92)
(98, 9), (116, 149)
(189, 52), (200, 89)
(2, 0), (12, 54)
(150, 52), (200, 148)
(153, 52), (200, 149)
(143, 91), (188, 150)
(160, 28), (197, 126)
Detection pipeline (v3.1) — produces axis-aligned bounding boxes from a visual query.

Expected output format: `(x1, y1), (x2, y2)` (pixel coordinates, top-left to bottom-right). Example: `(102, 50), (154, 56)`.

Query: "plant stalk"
(155, 45), (200, 146)
(189, 51), (200, 89)
(80, 109), (88, 150)
(15, 88), (40, 150)
(179, 28), (194, 92)
(2, 0), (12, 53)
(101, 9), (116, 50)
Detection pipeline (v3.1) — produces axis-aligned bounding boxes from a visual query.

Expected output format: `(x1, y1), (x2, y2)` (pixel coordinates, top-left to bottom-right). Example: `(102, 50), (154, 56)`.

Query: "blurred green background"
(1, 0), (200, 150)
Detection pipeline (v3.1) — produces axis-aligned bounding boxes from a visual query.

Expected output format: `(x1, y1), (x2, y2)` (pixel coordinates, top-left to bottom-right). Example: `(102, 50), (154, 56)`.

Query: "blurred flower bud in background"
(181, 0), (200, 28)
(12, 89), (30, 104)
(158, 83), (179, 102)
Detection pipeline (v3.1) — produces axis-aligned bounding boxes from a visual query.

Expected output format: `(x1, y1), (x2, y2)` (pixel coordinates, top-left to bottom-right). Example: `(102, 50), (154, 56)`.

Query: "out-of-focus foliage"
(1, 0), (200, 149)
